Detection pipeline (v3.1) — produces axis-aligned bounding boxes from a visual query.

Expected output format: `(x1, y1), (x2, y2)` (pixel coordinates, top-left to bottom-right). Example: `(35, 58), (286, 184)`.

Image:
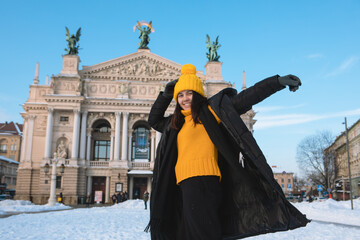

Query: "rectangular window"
(288, 179), (291, 183)
(281, 179), (284, 183)
(60, 116), (69, 122)
(94, 140), (110, 161)
(56, 176), (62, 189)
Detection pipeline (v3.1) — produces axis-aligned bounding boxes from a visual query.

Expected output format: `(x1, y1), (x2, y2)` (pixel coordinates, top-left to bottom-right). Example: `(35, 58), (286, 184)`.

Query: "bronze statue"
(206, 34), (221, 62)
(135, 21), (154, 49)
(65, 27), (81, 55)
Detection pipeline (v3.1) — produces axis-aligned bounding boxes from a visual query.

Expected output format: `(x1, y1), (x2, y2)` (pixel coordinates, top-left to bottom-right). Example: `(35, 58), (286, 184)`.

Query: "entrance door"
(92, 177), (106, 203)
(133, 177), (147, 199)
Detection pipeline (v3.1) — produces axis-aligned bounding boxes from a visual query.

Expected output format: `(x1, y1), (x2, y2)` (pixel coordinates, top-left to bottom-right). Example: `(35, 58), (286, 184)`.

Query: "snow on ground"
(0, 199), (71, 215)
(1, 199), (360, 240)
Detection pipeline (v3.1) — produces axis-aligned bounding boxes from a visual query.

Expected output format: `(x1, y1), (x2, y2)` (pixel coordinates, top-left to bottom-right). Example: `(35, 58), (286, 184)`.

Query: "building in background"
(0, 156), (19, 194)
(0, 122), (23, 162)
(272, 166), (294, 197)
(16, 46), (256, 204)
(326, 119), (360, 200)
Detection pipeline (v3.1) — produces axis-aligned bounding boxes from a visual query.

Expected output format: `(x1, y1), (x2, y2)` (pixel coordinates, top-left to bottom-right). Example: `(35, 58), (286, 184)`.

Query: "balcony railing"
(131, 161), (150, 168)
(89, 161), (109, 167)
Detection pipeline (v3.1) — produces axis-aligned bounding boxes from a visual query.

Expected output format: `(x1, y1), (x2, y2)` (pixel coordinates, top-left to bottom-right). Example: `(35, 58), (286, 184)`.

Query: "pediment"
(79, 50), (185, 81)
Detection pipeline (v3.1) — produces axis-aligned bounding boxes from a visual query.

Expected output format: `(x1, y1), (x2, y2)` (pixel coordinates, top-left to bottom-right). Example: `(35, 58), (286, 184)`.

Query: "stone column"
(110, 130), (115, 161)
(25, 115), (36, 161)
(87, 176), (92, 197)
(121, 112), (129, 161)
(129, 176), (134, 200)
(128, 131), (133, 161)
(147, 176), (152, 193)
(151, 131), (155, 162)
(86, 128), (92, 161)
(105, 176), (110, 203)
(44, 108), (54, 159)
(79, 111), (88, 160)
(71, 109), (81, 159)
(20, 118), (28, 162)
(114, 112), (121, 161)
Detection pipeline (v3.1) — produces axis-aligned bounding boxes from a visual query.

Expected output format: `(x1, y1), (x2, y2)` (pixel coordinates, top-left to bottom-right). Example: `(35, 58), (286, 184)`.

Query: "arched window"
(132, 123), (150, 161)
(0, 139), (7, 153)
(92, 120), (111, 161)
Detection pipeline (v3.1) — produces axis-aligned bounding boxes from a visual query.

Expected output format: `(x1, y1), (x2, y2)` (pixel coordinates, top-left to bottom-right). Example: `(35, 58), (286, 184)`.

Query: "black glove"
(163, 79), (178, 99)
(278, 74), (302, 92)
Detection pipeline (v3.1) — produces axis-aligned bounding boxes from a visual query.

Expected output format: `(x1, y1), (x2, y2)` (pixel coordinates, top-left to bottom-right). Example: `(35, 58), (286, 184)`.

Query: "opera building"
(15, 46), (255, 205)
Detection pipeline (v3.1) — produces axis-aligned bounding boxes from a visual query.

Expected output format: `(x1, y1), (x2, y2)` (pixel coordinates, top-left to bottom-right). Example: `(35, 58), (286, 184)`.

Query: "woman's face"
(177, 90), (193, 110)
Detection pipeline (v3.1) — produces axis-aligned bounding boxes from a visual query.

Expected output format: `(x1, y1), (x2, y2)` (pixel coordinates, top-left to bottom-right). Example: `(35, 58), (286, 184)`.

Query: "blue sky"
(1, 0), (359, 175)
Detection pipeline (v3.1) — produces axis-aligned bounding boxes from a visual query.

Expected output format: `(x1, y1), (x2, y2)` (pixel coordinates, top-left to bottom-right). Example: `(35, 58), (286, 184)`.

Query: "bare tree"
(296, 131), (335, 190)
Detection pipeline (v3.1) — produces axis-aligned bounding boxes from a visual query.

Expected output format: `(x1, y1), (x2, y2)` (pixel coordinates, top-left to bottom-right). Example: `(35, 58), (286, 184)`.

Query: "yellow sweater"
(175, 106), (221, 184)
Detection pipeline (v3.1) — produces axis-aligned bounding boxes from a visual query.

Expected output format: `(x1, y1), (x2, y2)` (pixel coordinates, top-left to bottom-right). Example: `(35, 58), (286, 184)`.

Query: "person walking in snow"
(145, 64), (309, 240)
(143, 190), (149, 210)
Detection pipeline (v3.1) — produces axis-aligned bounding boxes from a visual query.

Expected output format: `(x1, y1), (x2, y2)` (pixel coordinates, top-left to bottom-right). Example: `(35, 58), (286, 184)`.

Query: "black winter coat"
(146, 75), (309, 240)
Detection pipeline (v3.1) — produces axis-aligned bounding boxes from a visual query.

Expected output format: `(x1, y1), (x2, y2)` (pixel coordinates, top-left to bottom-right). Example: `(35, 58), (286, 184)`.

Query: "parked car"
(0, 194), (12, 201)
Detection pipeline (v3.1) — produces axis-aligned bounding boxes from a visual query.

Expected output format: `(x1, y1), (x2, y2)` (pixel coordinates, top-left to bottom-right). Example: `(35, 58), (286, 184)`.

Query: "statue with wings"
(206, 34), (221, 62)
(65, 27), (81, 55)
(134, 21), (154, 49)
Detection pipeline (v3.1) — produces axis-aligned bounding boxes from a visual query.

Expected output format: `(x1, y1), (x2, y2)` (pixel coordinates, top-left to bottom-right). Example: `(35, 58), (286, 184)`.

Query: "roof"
(0, 122), (23, 136)
(0, 156), (20, 164)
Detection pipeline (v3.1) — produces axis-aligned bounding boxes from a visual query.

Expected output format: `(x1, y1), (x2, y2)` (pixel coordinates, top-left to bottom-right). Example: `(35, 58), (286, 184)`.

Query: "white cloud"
(307, 53), (323, 59)
(326, 56), (359, 77)
(254, 104), (305, 113)
(254, 108), (360, 130)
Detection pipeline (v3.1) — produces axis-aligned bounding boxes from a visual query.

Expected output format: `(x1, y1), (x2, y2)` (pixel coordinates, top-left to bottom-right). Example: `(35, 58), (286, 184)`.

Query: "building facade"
(0, 122), (23, 162)
(16, 49), (256, 205)
(0, 156), (19, 191)
(326, 119), (360, 200)
(272, 166), (294, 197)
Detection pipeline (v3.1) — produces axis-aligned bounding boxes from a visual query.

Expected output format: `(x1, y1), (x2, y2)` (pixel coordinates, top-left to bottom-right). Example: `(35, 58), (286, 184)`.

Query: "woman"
(146, 64), (309, 240)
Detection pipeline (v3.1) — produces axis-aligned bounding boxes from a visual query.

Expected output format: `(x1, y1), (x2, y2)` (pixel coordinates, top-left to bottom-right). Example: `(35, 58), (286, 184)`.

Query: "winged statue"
(65, 27), (81, 55)
(206, 34), (221, 62)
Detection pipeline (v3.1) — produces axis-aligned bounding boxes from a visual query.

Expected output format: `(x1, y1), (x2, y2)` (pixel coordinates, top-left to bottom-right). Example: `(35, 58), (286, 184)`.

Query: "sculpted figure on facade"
(65, 27), (81, 55)
(135, 21), (154, 49)
(56, 140), (68, 159)
(118, 83), (129, 94)
(206, 34), (221, 62)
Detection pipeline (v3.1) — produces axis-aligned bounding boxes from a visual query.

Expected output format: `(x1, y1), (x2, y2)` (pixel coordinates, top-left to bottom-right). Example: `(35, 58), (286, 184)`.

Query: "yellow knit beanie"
(174, 64), (205, 101)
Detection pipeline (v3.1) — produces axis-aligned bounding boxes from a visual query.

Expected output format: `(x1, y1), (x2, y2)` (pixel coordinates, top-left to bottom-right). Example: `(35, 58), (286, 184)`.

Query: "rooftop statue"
(65, 27), (81, 55)
(134, 21), (154, 49)
(206, 34), (221, 62)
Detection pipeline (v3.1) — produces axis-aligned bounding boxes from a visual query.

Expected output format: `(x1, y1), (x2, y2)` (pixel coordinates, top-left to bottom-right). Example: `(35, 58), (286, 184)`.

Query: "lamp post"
(343, 117), (354, 210)
(48, 153), (59, 206)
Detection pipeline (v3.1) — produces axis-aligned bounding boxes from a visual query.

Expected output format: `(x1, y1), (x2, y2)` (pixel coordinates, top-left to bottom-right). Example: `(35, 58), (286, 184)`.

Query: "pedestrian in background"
(143, 190), (149, 210)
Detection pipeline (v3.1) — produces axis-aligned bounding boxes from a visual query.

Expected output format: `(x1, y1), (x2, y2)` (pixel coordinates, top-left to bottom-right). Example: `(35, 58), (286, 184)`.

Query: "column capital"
(122, 112), (129, 117)
(73, 108), (81, 114)
(47, 108), (54, 113)
(115, 112), (122, 117)
(28, 115), (37, 120)
(81, 110), (88, 115)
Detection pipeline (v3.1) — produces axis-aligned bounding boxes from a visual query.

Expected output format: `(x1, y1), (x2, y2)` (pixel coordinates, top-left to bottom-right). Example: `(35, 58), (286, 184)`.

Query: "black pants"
(180, 176), (222, 240)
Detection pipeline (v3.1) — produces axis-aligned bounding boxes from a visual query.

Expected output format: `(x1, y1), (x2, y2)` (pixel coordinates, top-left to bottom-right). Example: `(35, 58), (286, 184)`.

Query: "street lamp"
(48, 152), (60, 206)
(343, 117), (354, 210)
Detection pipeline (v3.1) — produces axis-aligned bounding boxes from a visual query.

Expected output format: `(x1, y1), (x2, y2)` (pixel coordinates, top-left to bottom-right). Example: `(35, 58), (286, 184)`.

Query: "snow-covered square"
(1, 198), (360, 240)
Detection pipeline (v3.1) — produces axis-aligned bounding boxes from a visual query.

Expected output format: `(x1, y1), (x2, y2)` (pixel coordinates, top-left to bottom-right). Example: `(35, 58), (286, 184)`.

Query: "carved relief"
(82, 58), (181, 79)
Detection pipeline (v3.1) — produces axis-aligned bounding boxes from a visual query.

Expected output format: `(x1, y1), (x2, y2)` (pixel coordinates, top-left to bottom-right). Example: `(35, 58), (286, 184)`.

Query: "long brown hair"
(171, 91), (208, 129)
